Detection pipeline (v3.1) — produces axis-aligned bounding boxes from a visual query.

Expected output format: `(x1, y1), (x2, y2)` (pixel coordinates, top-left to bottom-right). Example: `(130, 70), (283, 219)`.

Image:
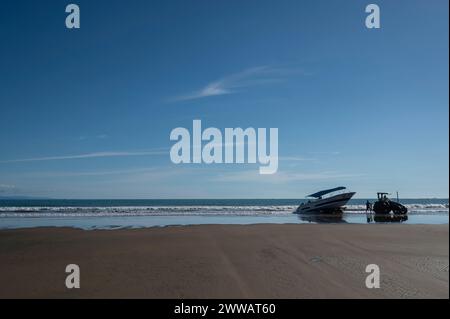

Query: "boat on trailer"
(295, 186), (356, 214)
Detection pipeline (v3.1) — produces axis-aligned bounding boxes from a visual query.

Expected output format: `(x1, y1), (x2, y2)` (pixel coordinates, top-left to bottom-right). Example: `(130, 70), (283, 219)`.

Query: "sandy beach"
(0, 224), (448, 299)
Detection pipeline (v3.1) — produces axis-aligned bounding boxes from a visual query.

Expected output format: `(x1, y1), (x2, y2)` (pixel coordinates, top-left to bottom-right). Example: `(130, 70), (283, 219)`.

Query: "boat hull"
(295, 192), (356, 213)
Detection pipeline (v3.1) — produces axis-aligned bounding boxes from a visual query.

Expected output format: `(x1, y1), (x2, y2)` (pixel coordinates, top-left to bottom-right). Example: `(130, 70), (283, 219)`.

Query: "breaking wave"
(0, 203), (448, 218)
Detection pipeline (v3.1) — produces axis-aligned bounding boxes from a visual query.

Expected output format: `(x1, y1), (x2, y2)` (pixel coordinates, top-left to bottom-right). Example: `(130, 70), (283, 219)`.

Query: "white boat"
(295, 186), (356, 214)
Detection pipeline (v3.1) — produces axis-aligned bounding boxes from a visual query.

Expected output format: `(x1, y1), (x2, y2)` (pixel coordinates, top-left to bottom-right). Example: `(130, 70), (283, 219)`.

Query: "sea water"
(0, 198), (448, 229)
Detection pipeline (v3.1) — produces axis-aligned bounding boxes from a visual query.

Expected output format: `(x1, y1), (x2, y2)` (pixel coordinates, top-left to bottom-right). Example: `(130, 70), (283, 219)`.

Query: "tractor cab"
(377, 192), (390, 201)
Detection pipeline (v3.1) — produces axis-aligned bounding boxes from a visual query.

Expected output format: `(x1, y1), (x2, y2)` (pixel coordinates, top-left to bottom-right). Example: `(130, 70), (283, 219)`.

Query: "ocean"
(0, 198), (448, 229)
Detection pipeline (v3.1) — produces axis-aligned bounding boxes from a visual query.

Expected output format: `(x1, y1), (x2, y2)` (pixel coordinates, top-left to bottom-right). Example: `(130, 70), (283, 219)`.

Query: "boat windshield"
(307, 186), (347, 199)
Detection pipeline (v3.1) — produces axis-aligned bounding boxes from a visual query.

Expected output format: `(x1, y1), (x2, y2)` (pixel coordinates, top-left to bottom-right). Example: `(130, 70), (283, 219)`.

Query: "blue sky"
(0, 0), (448, 198)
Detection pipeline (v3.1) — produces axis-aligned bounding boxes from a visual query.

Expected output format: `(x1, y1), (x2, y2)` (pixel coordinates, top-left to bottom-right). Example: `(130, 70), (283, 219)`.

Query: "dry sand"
(0, 224), (448, 298)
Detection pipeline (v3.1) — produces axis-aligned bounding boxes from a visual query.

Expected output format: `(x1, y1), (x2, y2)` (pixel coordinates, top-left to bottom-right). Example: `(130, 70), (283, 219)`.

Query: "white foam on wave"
(346, 203), (449, 210)
(0, 203), (448, 218)
(0, 205), (297, 217)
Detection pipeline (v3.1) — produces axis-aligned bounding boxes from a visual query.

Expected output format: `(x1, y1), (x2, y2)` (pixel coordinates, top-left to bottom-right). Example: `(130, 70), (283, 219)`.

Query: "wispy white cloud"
(279, 156), (316, 162)
(39, 167), (185, 178)
(308, 151), (340, 156)
(0, 184), (16, 194)
(76, 134), (109, 141)
(0, 150), (166, 163)
(25, 167), (159, 177)
(0, 184), (16, 191)
(170, 66), (303, 102)
(213, 170), (364, 183)
(0, 184), (15, 188)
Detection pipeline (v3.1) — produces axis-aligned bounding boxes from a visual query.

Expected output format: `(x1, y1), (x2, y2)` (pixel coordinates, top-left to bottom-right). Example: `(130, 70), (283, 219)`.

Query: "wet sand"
(0, 224), (448, 298)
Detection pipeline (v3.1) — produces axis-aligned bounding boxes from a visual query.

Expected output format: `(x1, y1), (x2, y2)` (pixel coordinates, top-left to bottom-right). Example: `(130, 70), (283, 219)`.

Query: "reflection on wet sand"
(297, 210), (346, 223)
(366, 212), (409, 223)
(296, 210), (409, 224)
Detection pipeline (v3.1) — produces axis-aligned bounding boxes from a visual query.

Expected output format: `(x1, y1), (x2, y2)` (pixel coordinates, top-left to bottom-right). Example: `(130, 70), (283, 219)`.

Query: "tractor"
(372, 192), (408, 215)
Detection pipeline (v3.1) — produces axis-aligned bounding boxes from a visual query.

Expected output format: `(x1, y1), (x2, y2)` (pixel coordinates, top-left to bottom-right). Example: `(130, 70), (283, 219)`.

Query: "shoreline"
(0, 219), (449, 231)
(0, 224), (448, 298)
(1, 211), (448, 230)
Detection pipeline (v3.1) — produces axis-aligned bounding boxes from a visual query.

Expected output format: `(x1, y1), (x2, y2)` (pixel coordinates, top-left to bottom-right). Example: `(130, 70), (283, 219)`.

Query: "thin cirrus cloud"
(76, 134), (109, 141)
(169, 65), (303, 102)
(213, 170), (365, 183)
(0, 150), (166, 164)
(0, 184), (17, 195)
(23, 166), (177, 178)
(278, 156), (316, 162)
(0, 184), (16, 193)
